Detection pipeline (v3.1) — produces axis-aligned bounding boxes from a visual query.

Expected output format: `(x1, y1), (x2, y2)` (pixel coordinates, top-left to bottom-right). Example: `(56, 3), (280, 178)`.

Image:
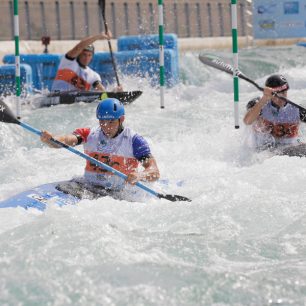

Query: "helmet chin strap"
(106, 119), (124, 139)
(116, 118), (124, 136)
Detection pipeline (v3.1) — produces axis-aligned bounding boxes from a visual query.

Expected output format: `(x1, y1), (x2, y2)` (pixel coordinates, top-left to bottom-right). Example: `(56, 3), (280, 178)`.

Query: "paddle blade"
(199, 54), (235, 76)
(199, 54), (263, 91)
(157, 193), (191, 202)
(0, 99), (20, 125)
(199, 54), (247, 79)
(106, 91), (143, 104)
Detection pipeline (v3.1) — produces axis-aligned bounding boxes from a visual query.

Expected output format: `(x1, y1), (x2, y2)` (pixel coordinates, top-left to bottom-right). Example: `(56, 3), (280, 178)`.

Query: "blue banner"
(253, 0), (306, 38)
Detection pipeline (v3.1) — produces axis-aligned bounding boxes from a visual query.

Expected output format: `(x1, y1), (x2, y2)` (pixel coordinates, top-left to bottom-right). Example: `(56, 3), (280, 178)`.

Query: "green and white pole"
(231, 0), (239, 128)
(158, 0), (165, 109)
(14, 0), (21, 119)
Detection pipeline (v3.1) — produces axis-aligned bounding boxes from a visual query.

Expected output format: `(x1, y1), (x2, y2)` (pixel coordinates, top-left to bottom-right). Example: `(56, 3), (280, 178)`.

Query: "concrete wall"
(0, 0), (252, 40)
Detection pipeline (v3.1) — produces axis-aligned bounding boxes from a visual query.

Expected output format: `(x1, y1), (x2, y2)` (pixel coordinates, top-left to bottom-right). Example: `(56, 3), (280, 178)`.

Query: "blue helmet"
(96, 98), (125, 120)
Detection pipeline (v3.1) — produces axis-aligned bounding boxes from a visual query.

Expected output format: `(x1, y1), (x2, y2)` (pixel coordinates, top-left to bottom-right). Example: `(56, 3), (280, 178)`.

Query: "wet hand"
(40, 130), (59, 148)
(263, 87), (275, 100)
(101, 31), (112, 40)
(126, 172), (141, 185)
(40, 130), (53, 144)
(113, 85), (123, 92)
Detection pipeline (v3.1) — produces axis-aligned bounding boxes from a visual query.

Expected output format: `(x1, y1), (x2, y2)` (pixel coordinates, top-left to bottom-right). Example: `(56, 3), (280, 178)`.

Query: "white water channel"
(1, 46), (306, 305)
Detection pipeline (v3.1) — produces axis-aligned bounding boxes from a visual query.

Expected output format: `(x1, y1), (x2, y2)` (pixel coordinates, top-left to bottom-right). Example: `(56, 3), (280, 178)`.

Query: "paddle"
(199, 54), (306, 119)
(0, 100), (191, 202)
(99, 0), (121, 87)
(47, 90), (143, 104)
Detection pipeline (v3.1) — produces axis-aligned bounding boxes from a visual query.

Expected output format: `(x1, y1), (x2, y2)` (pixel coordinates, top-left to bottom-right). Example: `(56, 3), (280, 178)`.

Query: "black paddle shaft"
(199, 54), (306, 118)
(99, 0), (121, 87)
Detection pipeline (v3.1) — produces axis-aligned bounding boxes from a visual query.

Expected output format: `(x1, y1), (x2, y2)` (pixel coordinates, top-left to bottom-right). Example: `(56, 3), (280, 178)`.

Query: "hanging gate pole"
(231, 0), (239, 129)
(14, 0), (21, 119)
(158, 0), (165, 109)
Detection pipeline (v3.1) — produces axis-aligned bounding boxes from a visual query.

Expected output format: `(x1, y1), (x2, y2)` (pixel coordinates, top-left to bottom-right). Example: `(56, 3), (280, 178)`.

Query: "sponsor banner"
(253, 0), (306, 38)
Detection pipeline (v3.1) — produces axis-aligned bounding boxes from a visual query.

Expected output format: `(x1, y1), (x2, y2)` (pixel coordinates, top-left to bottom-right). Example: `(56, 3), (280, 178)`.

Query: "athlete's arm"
(126, 156), (160, 185)
(67, 32), (112, 59)
(93, 81), (106, 92)
(243, 87), (273, 125)
(126, 134), (160, 185)
(140, 156), (160, 182)
(40, 130), (78, 148)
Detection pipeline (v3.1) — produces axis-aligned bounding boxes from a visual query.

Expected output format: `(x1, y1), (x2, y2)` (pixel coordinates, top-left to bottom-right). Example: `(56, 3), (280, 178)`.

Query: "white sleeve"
(58, 55), (77, 70)
(92, 71), (102, 84)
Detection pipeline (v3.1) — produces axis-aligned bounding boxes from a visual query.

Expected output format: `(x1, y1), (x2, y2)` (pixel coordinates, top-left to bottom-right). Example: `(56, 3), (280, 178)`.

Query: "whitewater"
(1, 45), (306, 305)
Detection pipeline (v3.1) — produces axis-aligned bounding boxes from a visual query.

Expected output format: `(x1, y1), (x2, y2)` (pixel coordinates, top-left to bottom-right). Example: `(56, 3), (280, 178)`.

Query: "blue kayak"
(0, 178), (186, 210)
(0, 180), (111, 211)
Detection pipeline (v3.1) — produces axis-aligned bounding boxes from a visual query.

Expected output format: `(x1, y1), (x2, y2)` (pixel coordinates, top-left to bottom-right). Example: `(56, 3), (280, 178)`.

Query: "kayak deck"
(0, 181), (112, 211)
(45, 90), (143, 105)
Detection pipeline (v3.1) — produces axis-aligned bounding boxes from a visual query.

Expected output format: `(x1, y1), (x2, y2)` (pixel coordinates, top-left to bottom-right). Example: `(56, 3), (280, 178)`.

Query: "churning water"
(1, 46), (306, 305)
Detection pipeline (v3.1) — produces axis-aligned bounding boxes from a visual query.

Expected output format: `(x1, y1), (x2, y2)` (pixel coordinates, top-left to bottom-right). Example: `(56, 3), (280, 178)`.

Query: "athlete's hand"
(263, 87), (275, 101)
(40, 130), (59, 148)
(100, 31), (112, 40)
(126, 172), (141, 185)
(41, 130), (53, 143)
(113, 85), (123, 93)
(126, 169), (159, 185)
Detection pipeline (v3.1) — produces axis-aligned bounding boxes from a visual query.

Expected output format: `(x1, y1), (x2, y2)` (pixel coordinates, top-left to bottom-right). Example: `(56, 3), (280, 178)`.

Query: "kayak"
(0, 98), (191, 205)
(0, 180), (112, 211)
(32, 90), (143, 107)
(278, 143), (306, 157)
(0, 179), (186, 211)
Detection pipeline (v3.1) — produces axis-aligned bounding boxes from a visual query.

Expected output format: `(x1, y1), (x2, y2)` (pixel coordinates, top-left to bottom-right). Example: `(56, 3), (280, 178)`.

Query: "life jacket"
(75, 126), (140, 190)
(52, 56), (101, 92)
(253, 101), (300, 146)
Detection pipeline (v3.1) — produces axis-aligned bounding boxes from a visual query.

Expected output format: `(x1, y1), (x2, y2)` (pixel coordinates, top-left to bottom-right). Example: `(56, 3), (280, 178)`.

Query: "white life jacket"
(76, 126), (141, 190)
(253, 101), (300, 147)
(52, 56), (101, 92)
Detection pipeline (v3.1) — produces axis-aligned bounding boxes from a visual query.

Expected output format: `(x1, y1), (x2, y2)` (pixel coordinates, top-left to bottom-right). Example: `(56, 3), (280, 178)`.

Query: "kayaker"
(243, 74), (305, 150)
(51, 33), (123, 93)
(40, 98), (160, 191)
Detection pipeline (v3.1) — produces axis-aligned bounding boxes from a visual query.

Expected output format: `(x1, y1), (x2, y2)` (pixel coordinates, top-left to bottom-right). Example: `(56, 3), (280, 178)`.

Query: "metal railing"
(0, 0), (253, 40)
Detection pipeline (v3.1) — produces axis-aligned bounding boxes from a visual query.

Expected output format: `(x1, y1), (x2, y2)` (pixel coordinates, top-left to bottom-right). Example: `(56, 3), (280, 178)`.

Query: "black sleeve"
(65, 53), (75, 61)
(300, 109), (306, 123)
(246, 97), (261, 110)
(92, 80), (102, 89)
(138, 154), (153, 163)
(72, 133), (83, 145)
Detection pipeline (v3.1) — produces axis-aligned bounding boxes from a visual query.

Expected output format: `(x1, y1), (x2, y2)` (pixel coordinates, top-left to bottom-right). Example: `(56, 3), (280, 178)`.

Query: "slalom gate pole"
(14, 0), (21, 119)
(158, 0), (165, 109)
(231, 0), (239, 129)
